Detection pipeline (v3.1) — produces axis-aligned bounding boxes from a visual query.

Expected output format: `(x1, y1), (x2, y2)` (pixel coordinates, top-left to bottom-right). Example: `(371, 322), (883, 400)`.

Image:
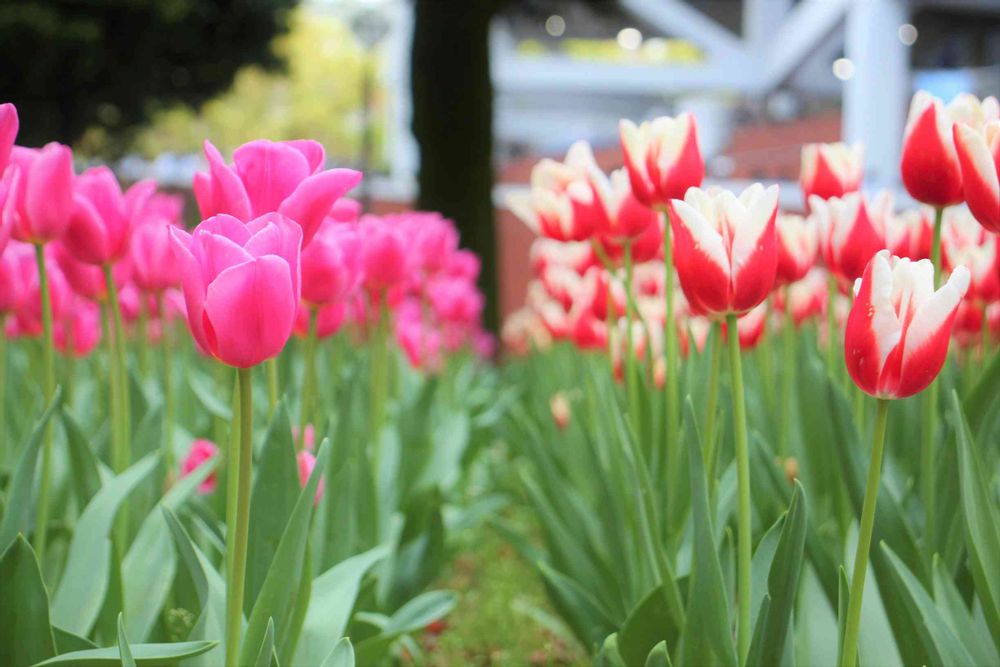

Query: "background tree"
(0, 0), (297, 150)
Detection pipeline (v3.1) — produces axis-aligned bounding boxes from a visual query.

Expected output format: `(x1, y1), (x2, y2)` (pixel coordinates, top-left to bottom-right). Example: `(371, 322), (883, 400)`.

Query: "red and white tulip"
(619, 114), (704, 208)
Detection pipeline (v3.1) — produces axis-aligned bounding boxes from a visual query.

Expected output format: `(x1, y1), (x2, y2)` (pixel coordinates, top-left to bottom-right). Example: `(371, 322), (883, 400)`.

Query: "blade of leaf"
(318, 638), (354, 667)
(618, 587), (672, 667)
(352, 591), (457, 665)
(253, 618), (275, 667)
(644, 641), (673, 667)
(29, 640), (217, 666)
(0, 535), (56, 667)
(60, 409), (103, 508)
(51, 453), (159, 636)
(117, 614), (136, 667)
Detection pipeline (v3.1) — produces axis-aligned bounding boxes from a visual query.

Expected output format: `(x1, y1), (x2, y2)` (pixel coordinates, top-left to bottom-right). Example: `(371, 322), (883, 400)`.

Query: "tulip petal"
(203, 255), (296, 368)
(244, 213), (303, 297)
(64, 194), (111, 265)
(0, 103), (18, 173)
(233, 140), (311, 217)
(286, 139), (326, 174)
(169, 226), (210, 354)
(203, 140), (252, 220)
(845, 252), (895, 396)
(278, 168), (362, 246)
(669, 198), (730, 315)
(954, 123), (1000, 233)
(901, 265), (969, 369)
(25, 143), (74, 242)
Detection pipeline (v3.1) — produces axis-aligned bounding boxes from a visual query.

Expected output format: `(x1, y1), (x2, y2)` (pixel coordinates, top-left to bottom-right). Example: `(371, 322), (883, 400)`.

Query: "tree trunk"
(411, 0), (499, 331)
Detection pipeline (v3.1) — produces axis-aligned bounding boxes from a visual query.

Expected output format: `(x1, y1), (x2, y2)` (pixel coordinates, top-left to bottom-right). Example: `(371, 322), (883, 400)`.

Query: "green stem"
(137, 296), (151, 379)
(841, 398), (890, 667)
(104, 265), (131, 472)
(33, 244), (56, 563)
(661, 208), (681, 536)
(159, 293), (175, 486)
(369, 295), (389, 442)
(266, 357), (279, 418)
(298, 308), (319, 452)
(226, 367), (254, 667)
(704, 322), (722, 491)
(922, 206), (944, 564)
(779, 288), (795, 456)
(623, 240), (640, 434)
(760, 296), (775, 411)
(726, 312), (752, 664)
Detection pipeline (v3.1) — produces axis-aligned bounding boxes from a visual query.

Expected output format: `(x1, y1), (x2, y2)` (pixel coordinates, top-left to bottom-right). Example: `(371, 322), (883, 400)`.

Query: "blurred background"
(2, 0), (999, 329)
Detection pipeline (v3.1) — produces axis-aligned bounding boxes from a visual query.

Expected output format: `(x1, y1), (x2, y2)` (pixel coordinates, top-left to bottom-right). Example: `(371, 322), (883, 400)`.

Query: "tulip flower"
(900, 92), (998, 208)
(0, 240), (33, 316)
(501, 307), (551, 355)
(131, 193), (184, 293)
(841, 249), (970, 667)
(359, 216), (409, 295)
(181, 439), (219, 495)
(668, 184), (779, 317)
(5, 144), (75, 245)
(294, 302), (347, 339)
(722, 301), (768, 350)
(779, 268), (827, 327)
(0, 103), (17, 174)
(799, 142), (863, 204)
(889, 207), (933, 261)
(810, 191), (890, 287)
(942, 208), (1000, 305)
(550, 392), (571, 430)
(297, 450), (325, 504)
(170, 212), (302, 369)
(845, 250), (968, 399)
(54, 296), (101, 358)
(193, 139), (361, 246)
(775, 214), (819, 286)
(328, 197), (362, 223)
(619, 114), (704, 208)
(587, 168), (659, 242)
(53, 243), (130, 302)
(507, 142), (601, 242)
(300, 220), (362, 307)
(953, 119), (1000, 233)
(63, 167), (146, 266)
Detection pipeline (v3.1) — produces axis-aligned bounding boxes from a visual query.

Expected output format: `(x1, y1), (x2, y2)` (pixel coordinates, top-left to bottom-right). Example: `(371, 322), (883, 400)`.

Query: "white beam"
(618, 0), (748, 63)
(758, 0), (851, 91)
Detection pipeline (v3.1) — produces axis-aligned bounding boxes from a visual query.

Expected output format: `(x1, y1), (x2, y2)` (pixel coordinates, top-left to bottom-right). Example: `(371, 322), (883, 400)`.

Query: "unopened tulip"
(0, 103), (17, 174)
(781, 268), (827, 327)
(297, 450), (325, 504)
(5, 143), (75, 244)
(181, 439), (219, 494)
(54, 243), (130, 302)
(193, 139), (361, 246)
(775, 214), (819, 285)
(328, 197), (362, 223)
(64, 167), (145, 265)
(668, 184), (779, 317)
(953, 119), (1000, 233)
(901, 92), (998, 207)
(800, 143), (863, 204)
(170, 213), (302, 368)
(619, 114), (704, 208)
(507, 142), (601, 242)
(294, 302), (347, 339)
(550, 392), (571, 430)
(845, 250), (969, 398)
(810, 191), (890, 287)
(301, 220), (362, 307)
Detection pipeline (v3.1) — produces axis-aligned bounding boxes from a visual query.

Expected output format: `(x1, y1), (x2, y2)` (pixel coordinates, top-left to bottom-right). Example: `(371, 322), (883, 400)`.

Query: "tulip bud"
(799, 143), (863, 205)
(901, 92), (998, 208)
(668, 184), (779, 318)
(953, 120), (1000, 233)
(64, 166), (133, 265)
(181, 439), (219, 495)
(5, 143), (75, 245)
(619, 114), (704, 207)
(170, 212), (302, 368)
(297, 450), (325, 505)
(845, 250), (969, 398)
(550, 392), (571, 431)
(0, 102), (18, 175)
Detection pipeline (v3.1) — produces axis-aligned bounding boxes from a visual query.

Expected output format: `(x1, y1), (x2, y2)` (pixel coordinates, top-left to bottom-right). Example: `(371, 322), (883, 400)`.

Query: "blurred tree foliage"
(0, 0), (297, 153)
(131, 8), (375, 161)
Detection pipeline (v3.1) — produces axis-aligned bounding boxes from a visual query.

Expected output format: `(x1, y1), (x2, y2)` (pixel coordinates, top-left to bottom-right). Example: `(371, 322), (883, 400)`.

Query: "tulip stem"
(703, 322), (722, 492)
(266, 358), (279, 418)
(661, 209), (681, 531)
(104, 264), (132, 555)
(726, 312), (752, 665)
(841, 398), (890, 667)
(137, 297), (151, 380)
(32, 244), (56, 564)
(623, 241), (640, 433)
(779, 288), (795, 456)
(159, 293), (175, 487)
(298, 308), (319, 452)
(226, 367), (253, 667)
(921, 205), (945, 564)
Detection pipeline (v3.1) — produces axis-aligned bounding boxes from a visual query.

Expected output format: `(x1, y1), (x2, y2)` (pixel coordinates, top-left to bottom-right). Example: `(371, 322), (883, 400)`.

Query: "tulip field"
(1, 89), (1000, 667)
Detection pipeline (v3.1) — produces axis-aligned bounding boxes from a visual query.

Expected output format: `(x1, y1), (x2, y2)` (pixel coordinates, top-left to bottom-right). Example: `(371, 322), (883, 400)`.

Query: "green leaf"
(537, 561), (618, 652)
(643, 641), (672, 667)
(294, 545), (389, 666)
(931, 556), (1000, 666)
(254, 618), (275, 667)
(29, 640), (217, 666)
(962, 348), (1000, 432)
(188, 368), (232, 420)
(117, 614), (136, 667)
(950, 391), (1000, 653)
(246, 405), (299, 615)
(162, 508), (225, 666)
(836, 567), (849, 667)
(881, 543), (976, 666)
(318, 638), (354, 667)
(0, 388), (62, 551)
(60, 410), (104, 508)
(618, 587), (672, 667)
(746, 482), (807, 667)
(123, 453), (218, 641)
(353, 590), (457, 665)
(238, 439), (330, 665)
(681, 401), (737, 667)
(0, 535), (56, 667)
(52, 627), (97, 655)
(51, 454), (159, 636)
(594, 633), (626, 667)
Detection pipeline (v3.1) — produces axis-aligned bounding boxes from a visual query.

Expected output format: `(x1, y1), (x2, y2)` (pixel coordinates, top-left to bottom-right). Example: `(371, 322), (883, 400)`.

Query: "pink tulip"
(300, 220), (362, 307)
(845, 250), (969, 398)
(953, 120), (1000, 233)
(54, 296), (101, 357)
(170, 213), (302, 368)
(12, 246), (70, 336)
(292, 424), (316, 452)
(297, 450), (324, 504)
(0, 103), (18, 175)
(396, 310), (443, 372)
(64, 167), (140, 265)
(181, 439), (219, 494)
(54, 242), (131, 302)
(328, 197), (362, 223)
(131, 191), (184, 292)
(5, 143), (75, 244)
(193, 139), (361, 246)
(0, 240), (34, 315)
(294, 302), (346, 339)
(359, 216), (409, 293)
